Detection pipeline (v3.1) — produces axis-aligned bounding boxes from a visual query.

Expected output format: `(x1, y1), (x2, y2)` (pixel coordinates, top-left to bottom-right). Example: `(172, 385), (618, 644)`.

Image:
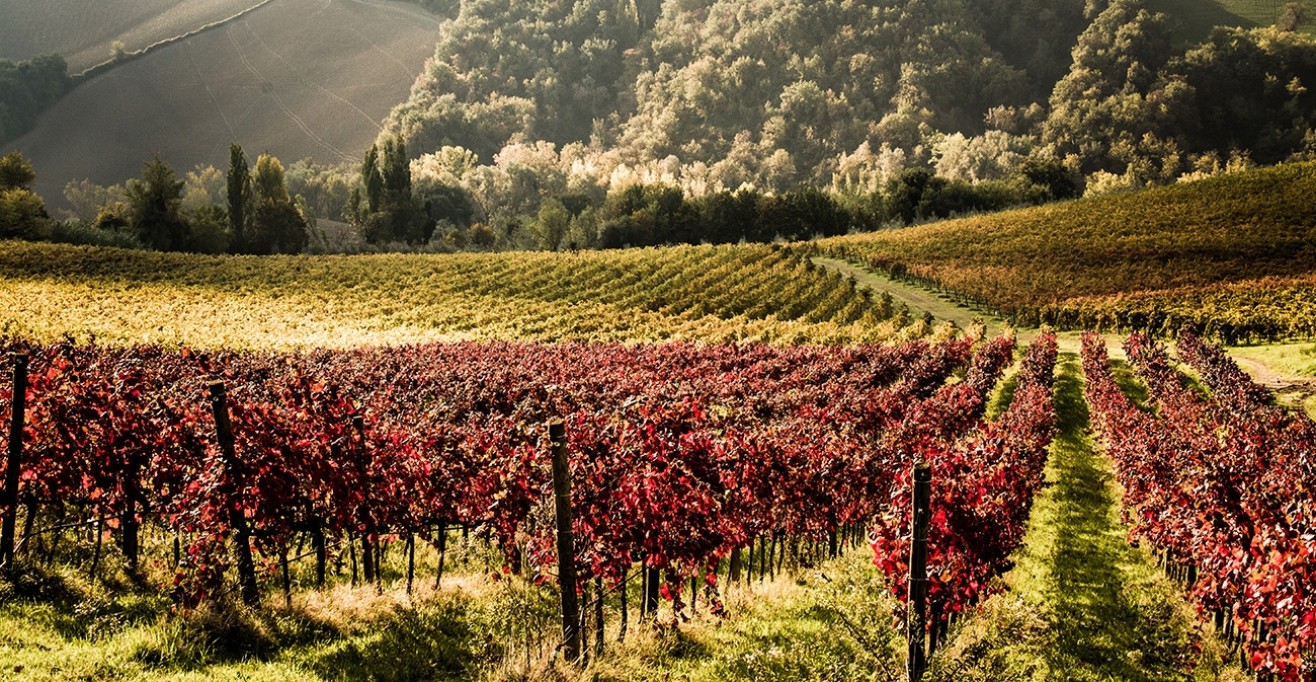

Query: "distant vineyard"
(0, 240), (915, 348)
(822, 161), (1316, 342)
(1082, 332), (1316, 679)
(0, 334), (1056, 629)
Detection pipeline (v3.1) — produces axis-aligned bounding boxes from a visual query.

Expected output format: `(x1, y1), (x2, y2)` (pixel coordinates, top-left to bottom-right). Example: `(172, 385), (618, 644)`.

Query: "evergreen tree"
(248, 154), (308, 254)
(125, 155), (190, 251)
(361, 144), (383, 213)
(227, 144), (252, 252)
(357, 135), (432, 244)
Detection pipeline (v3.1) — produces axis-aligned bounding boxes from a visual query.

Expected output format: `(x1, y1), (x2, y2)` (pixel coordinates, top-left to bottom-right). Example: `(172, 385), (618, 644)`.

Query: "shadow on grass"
(1, 562), (171, 641)
(308, 601), (480, 682)
(1038, 358), (1196, 680)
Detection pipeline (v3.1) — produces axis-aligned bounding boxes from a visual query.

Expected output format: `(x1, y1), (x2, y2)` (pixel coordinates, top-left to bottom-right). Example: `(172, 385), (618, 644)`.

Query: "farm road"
(814, 256), (1315, 386)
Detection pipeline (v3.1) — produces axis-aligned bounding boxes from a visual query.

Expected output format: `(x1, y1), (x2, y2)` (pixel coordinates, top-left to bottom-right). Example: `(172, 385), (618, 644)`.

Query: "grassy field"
(10, 0), (440, 210)
(0, 0), (259, 73)
(821, 161), (1316, 343)
(0, 538), (903, 682)
(0, 240), (912, 348)
(1150, 0), (1315, 42)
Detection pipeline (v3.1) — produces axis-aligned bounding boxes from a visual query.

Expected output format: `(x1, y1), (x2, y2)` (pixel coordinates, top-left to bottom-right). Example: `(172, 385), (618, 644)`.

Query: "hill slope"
(10, 0), (439, 208)
(0, 0), (260, 73)
(1150, 0), (1315, 42)
(822, 161), (1316, 342)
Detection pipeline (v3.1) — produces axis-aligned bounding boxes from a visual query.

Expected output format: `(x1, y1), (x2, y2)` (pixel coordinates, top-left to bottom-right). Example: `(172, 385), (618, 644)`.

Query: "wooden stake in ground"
(209, 381), (260, 607)
(1, 353), (28, 568)
(549, 419), (581, 664)
(907, 463), (932, 682)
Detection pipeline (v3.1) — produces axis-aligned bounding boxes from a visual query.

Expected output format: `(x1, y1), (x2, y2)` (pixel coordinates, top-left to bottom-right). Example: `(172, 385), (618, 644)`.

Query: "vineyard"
(0, 240), (915, 348)
(0, 329), (1061, 679)
(821, 161), (1316, 342)
(1083, 332), (1316, 680)
(6, 218), (1316, 679)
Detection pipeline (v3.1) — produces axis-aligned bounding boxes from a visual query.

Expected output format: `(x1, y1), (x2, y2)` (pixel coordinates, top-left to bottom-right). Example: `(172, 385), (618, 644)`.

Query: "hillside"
(822, 161), (1316, 342)
(1150, 0), (1315, 42)
(0, 0), (259, 74)
(0, 240), (910, 348)
(9, 0), (439, 208)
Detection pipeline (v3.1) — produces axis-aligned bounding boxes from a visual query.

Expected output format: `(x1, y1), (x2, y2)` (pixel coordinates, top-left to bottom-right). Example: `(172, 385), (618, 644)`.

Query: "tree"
(125, 154), (190, 251)
(227, 144), (252, 252)
(63, 179), (126, 222)
(530, 198), (570, 250)
(0, 151), (37, 189)
(0, 55), (71, 143)
(247, 154), (307, 254)
(0, 153), (49, 243)
(1042, 0), (1176, 174)
(0, 187), (50, 240)
(1014, 155), (1083, 203)
(357, 135), (431, 244)
(361, 144), (383, 214)
(885, 168), (937, 225)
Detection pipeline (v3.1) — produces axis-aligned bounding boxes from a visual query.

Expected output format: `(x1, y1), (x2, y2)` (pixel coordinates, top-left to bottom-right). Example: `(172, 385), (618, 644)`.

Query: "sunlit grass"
(922, 357), (1247, 681)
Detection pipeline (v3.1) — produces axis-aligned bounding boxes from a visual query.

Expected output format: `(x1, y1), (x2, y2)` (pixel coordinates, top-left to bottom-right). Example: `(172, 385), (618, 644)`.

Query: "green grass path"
(994, 357), (1217, 680)
(933, 354), (1250, 679)
(811, 256), (1010, 336)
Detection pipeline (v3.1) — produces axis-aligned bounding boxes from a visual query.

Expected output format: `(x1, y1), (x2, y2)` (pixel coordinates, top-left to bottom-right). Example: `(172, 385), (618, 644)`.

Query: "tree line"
(0, 55), (71, 144)
(1, 131), (1084, 255)
(0, 146), (310, 255)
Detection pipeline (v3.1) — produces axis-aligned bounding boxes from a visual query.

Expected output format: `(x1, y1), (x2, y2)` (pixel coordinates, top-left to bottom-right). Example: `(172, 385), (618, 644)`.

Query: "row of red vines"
(871, 331), (1059, 632)
(0, 332), (1064, 632)
(0, 337), (981, 604)
(1082, 332), (1315, 680)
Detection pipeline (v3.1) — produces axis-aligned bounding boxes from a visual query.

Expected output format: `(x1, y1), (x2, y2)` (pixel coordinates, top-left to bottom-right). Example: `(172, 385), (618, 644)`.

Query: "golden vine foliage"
(0, 241), (911, 349)
(823, 161), (1316, 342)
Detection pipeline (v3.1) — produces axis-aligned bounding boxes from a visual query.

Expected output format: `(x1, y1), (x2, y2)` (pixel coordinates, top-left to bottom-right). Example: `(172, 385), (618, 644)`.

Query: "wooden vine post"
(549, 419), (581, 664)
(351, 415), (378, 586)
(907, 463), (932, 682)
(209, 381), (260, 607)
(1, 353), (28, 568)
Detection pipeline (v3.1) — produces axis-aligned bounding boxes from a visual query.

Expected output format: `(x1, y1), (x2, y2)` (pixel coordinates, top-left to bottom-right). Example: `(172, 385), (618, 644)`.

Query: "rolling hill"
(821, 159), (1316, 342)
(0, 240), (908, 349)
(0, 0), (260, 74)
(822, 161), (1316, 342)
(1150, 0), (1315, 42)
(8, 0), (440, 209)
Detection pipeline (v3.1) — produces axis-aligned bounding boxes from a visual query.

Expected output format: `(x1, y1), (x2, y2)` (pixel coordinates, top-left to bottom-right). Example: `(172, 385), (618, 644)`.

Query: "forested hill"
(383, 0), (1316, 206)
(7, 0), (1316, 257)
(385, 0), (1089, 179)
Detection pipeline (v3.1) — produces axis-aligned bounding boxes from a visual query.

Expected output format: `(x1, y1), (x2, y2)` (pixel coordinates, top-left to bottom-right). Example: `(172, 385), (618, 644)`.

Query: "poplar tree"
(226, 143), (252, 252)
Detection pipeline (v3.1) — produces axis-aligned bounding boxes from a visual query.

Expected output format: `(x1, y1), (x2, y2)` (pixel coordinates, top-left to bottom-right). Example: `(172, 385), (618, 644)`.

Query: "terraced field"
(10, 0), (440, 208)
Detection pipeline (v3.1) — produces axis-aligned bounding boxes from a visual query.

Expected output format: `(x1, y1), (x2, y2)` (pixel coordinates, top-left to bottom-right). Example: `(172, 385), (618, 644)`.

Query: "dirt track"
(816, 256), (1316, 390)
